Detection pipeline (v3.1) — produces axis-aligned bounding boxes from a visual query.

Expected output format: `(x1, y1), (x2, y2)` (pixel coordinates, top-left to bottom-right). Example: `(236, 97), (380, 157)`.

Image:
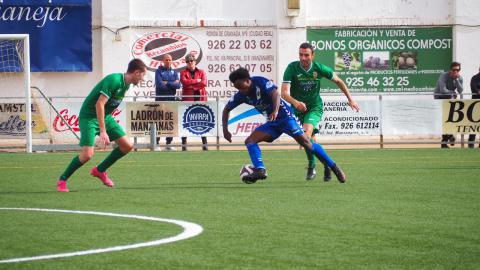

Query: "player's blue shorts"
(255, 117), (304, 142)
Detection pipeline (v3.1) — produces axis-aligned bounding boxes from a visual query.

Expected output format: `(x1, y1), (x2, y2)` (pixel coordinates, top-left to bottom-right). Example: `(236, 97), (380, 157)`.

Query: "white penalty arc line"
(0, 208), (203, 264)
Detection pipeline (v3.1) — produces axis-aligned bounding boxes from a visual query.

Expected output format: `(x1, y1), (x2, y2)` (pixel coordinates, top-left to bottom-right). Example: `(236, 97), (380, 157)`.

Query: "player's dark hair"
(450, 61), (461, 70)
(229, 68), (250, 83)
(127, 59), (147, 73)
(299, 42), (314, 53)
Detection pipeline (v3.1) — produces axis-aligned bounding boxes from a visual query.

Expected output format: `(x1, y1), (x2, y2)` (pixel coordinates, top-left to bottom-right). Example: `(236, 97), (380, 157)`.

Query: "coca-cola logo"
(53, 108), (122, 133)
(131, 31), (203, 73)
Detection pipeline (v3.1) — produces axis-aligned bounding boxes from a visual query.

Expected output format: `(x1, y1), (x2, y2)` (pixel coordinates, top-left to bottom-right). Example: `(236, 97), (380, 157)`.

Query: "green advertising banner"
(307, 27), (452, 92)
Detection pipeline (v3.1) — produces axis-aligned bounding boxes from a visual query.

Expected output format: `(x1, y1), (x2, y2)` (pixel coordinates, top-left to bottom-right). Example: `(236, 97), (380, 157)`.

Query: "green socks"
(59, 148), (126, 181)
(97, 147), (126, 172)
(59, 155), (83, 181)
(305, 137), (316, 169)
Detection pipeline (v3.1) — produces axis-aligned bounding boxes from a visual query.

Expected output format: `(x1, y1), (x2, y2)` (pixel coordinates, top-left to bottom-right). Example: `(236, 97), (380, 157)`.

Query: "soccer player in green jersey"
(56, 59), (147, 192)
(281, 43), (360, 181)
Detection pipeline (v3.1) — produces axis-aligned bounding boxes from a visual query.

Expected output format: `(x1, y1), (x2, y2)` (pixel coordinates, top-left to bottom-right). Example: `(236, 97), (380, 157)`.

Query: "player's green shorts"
(78, 115), (126, 146)
(294, 105), (324, 136)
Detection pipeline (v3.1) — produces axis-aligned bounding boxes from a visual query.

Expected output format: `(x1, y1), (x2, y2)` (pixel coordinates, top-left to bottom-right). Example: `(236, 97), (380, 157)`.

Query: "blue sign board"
(0, 0), (92, 72)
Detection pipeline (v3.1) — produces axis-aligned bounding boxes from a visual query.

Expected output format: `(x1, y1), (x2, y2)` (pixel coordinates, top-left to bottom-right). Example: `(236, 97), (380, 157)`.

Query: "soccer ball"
(239, 164), (254, 182)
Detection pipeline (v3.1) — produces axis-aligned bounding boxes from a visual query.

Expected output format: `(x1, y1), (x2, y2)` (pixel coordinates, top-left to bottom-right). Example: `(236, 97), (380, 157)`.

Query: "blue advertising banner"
(0, 0), (92, 72)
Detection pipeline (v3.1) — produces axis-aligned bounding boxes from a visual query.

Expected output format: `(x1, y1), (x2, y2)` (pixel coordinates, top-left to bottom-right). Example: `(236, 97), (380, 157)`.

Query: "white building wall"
(306, 0), (454, 26)
(26, 0), (480, 98)
(453, 0), (480, 85)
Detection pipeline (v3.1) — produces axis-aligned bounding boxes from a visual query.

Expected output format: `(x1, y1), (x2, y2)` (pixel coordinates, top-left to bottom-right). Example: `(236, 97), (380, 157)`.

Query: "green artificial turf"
(0, 148), (479, 269)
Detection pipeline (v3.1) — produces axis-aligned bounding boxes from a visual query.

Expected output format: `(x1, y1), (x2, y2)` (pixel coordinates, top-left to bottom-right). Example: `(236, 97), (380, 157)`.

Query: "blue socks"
(245, 141), (332, 170)
(246, 143), (265, 169)
(312, 143), (335, 167)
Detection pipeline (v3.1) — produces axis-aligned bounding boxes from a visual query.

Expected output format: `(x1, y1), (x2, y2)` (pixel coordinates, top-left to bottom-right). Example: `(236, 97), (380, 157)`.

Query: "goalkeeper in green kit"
(281, 43), (360, 181)
(56, 59), (147, 192)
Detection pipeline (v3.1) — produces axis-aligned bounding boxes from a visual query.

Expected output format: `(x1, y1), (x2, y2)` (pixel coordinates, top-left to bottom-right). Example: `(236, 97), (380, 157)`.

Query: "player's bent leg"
(305, 138), (318, 181)
(302, 123), (318, 180)
(310, 134), (332, 182)
(91, 136), (131, 188)
(330, 164), (346, 183)
(293, 134), (346, 183)
(57, 146), (94, 192)
(243, 130), (271, 183)
(311, 143), (345, 183)
(323, 163), (332, 182)
(245, 130), (271, 169)
(79, 146), (95, 163)
(116, 136), (134, 154)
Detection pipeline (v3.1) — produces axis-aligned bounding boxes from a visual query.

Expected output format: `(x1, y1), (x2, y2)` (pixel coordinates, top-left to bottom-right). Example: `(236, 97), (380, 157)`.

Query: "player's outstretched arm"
(222, 107), (232, 142)
(331, 74), (360, 112)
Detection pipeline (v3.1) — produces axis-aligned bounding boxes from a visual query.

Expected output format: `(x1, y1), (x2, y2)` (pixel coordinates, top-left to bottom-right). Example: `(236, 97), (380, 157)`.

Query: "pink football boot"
(57, 180), (69, 192)
(90, 167), (114, 187)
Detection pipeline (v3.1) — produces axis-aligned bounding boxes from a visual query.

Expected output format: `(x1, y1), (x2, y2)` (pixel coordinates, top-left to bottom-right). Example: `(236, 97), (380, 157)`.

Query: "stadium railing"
(0, 89), (477, 152)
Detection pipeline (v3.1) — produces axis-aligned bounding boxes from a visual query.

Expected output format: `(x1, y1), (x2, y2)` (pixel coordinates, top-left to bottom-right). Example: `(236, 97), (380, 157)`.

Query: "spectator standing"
(154, 54), (181, 151)
(434, 62), (464, 148)
(468, 67), (480, 148)
(180, 54), (208, 151)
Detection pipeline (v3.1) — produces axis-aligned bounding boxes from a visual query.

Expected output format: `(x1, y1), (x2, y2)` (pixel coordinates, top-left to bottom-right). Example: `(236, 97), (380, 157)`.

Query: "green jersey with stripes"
(282, 61), (334, 108)
(79, 73), (129, 119)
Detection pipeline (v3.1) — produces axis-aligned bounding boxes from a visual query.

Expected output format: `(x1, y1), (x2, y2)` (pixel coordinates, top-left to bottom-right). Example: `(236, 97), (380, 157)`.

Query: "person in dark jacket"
(434, 62), (463, 148)
(468, 67), (480, 148)
(155, 54), (181, 151)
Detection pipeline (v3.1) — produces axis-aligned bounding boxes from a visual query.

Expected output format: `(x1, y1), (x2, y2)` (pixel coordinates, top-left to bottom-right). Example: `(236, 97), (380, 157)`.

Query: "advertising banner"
(221, 98), (380, 137)
(219, 101), (266, 137)
(130, 28), (276, 99)
(382, 98), (442, 135)
(0, 0), (92, 71)
(442, 100), (480, 134)
(178, 102), (218, 137)
(126, 101), (218, 137)
(0, 102), (49, 138)
(50, 100), (125, 142)
(307, 27), (452, 92)
(126, 102), (178, 137)
(318, 98), (380, 136)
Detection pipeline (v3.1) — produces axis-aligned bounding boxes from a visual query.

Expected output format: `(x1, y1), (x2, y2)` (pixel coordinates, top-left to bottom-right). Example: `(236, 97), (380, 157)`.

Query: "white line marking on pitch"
(0, 208), (203, 264)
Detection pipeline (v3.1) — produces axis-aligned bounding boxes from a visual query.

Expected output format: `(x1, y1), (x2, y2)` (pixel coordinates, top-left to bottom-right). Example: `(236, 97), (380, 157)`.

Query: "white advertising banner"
(50, 100), (126, 143)
(178, 102), (218, 137)
(318, 97), (381, 136)
(219, 101), (266, 138)
(40, 98), (448, 143)
(382, 98), (442, 135)
(130, 28), (277, 99)
(221, 98), (381, 138)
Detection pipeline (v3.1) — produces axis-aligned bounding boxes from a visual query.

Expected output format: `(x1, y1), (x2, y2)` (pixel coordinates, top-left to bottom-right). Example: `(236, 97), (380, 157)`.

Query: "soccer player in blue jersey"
(222, 68), (346, 183)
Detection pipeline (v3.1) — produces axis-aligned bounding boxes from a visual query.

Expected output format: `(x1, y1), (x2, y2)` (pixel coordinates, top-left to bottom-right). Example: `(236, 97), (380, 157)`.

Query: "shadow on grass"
(0, 181), (331, 194)
(104, 182), (320, 191)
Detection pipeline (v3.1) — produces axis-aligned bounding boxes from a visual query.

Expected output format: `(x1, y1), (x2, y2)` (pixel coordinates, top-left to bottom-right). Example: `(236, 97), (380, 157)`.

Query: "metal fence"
(0, 91), (478, 152)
